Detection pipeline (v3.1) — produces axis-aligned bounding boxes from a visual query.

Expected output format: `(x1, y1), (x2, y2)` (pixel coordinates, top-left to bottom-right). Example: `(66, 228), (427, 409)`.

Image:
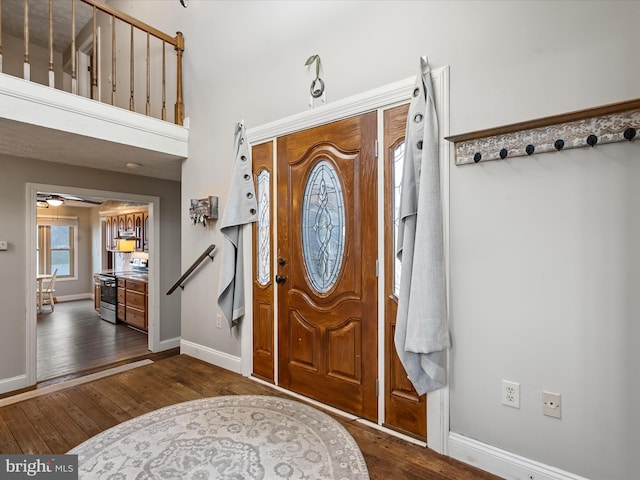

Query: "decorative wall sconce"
(189, 196), (218, 226)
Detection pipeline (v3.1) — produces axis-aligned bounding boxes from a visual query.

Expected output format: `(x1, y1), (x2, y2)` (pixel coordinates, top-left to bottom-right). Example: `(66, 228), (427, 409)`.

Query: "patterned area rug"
(69, 395), (369, 480)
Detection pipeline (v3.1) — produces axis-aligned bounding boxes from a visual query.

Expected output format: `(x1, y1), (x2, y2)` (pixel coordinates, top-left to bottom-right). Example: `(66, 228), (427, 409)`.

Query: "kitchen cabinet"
(143, 213), (149, 252)
(117, 278), (126, 321)
(104, 209), (148, 252)
(134, 213), (144, 251)
(117, 277), (148, 331)
(93, 275), (101, 312)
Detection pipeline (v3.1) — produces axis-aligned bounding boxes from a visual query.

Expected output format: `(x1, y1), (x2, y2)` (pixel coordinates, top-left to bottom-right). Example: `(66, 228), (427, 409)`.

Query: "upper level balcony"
(0, 0), (188, 180)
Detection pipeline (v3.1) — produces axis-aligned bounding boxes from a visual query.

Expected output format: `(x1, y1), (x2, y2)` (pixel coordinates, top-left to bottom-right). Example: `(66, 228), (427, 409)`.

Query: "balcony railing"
(0, 0), (185, 125)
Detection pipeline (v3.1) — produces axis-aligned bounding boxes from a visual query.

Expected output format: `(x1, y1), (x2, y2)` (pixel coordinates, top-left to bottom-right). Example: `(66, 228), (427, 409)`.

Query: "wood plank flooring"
(37, 300), (149, 382)
(0, 355), (501, 480)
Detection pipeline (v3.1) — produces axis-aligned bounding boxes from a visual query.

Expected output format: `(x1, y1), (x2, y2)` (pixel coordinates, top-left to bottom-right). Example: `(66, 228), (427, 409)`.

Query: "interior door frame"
(243, 66), (451, 454)
(25, 183), (161, 385)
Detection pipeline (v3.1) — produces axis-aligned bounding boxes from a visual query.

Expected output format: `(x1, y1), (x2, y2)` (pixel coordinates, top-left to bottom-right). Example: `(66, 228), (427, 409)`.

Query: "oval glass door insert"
(301, 160), (346, 293)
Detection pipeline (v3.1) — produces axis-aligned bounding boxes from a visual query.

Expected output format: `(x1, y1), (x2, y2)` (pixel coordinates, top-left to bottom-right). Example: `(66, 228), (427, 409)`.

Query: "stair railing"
(167, 244), (216, 295)
(0, 0), (185, 125)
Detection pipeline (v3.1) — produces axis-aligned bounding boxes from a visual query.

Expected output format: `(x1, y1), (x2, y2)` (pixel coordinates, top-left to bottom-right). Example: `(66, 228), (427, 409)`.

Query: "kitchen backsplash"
(113, 251), (148, 271)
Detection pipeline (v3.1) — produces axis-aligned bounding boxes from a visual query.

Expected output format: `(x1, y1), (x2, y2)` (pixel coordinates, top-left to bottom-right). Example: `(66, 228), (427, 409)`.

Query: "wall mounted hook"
(587, 134), (598, 147)
(624, 127), (637, 141)
(554, 139), (565, 151)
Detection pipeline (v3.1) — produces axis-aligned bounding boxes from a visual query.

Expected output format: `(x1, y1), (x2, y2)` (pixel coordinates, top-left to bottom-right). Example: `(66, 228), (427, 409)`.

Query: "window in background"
(37, 216), (78, 279)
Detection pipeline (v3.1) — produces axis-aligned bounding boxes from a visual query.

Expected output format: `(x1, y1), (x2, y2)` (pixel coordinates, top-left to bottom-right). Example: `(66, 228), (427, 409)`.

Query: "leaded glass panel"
(301, 160), (346, 293)
(393, 142), (405, 297)
(257, 169), (271, 286)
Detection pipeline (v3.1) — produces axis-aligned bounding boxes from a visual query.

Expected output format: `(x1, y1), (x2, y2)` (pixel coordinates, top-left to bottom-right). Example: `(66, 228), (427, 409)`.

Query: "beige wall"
(100, 1), (639, 478)
(1, 33), (66, 90)
(0, 154), (181, 382)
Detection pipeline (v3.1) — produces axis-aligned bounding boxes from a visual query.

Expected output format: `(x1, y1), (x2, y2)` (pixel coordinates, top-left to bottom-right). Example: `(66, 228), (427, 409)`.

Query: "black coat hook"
(525, 144), (535, 156)
(587, 134), (598, 147)
(554, 139), (565, 151)
(474, 152), (482, 163)
(499, 149), (508, 159)
(624, 127), (637, 141)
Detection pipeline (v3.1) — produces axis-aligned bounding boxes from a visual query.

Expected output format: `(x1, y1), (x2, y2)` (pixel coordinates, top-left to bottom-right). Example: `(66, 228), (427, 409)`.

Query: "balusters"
(111, 15), (116, 105)
(146, 32), (150, 116)
(48, 0), (54, 87)
(162, 41), (166, 121)
(23, 0), (29, 80)
(71, 0), (77, 95)
(129, 24), (134, 111)
(91, 5), (97, 99)
(4, 0), (185, 125)
(0, 0), (3, 72)
(174, 32), (185, 126)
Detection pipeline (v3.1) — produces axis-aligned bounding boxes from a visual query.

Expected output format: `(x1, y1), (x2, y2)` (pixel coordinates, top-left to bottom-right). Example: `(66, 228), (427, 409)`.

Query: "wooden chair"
(38, 269), (58, 312)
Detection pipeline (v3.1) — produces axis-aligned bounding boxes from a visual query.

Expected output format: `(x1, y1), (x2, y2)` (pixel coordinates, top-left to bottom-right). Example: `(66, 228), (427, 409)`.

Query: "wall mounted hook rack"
(447, 98), (640, 165)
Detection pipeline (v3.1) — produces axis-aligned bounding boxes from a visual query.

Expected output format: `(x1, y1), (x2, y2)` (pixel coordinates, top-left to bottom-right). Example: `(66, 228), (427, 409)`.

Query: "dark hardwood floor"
(37, 300), (149, 382)
(0, 355), (501, 479)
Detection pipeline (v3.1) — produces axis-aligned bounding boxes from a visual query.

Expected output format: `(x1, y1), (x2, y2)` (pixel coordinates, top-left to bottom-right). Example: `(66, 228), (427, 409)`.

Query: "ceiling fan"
(37, 192), (103, 208)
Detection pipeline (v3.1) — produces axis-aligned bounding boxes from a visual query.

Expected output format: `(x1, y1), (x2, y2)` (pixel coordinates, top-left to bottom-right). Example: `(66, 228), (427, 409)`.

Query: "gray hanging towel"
(217, 121), (258, 328)
(394, 57), (450, 395)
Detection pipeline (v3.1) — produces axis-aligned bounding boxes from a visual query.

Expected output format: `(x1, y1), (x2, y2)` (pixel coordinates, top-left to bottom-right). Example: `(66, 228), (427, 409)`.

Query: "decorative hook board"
(446, 98), (640, 165)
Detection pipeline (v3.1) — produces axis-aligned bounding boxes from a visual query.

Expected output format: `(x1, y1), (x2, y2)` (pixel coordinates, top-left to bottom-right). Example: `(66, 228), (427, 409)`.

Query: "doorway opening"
(27, 184), (160, 386)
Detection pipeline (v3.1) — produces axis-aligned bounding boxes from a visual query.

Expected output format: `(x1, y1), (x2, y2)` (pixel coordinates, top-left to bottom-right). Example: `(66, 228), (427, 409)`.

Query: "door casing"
(243, 68), (451, 454)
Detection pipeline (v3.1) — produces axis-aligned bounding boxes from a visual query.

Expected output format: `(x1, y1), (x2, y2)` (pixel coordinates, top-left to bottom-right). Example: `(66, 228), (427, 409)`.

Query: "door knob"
(275, 275), (287, 284)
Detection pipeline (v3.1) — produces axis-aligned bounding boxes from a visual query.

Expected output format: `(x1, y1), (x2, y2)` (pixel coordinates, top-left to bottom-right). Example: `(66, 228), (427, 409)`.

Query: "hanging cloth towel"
(394, 57), (450, 395)
(217, 121), (258, 328)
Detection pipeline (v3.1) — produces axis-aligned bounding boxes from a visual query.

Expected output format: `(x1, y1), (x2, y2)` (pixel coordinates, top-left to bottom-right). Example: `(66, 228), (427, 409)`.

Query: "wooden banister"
(167, 245), (216, 295)
(0, 0), (184, 125)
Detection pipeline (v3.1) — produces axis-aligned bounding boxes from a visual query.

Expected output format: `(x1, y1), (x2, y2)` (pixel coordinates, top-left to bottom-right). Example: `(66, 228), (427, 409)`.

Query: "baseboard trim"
(0, 374), (27, 395)
(56, 293), (93, 302)
(448, 432), (590, 480)
(157, 336), (180, 352)
(180, 339), (242, 374)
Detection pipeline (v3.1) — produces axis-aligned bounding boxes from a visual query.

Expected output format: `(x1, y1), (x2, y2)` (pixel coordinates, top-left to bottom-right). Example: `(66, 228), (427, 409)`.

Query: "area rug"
(69, 395), (369, 480)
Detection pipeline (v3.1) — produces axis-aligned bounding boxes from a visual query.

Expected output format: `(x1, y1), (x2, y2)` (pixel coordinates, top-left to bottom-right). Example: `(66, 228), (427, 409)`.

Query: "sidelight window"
(37, 216), (78, 279)
(257, 169), (271, 286)
(393, 142), (405, 297)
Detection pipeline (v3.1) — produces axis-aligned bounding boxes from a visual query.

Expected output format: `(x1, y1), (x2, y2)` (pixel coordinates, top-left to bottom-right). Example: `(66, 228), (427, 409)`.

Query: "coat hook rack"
(447, 98), (640, 165)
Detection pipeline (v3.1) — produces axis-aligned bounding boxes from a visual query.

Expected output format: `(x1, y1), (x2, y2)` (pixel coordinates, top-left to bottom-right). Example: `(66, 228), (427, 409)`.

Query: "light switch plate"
(0, 241), (8, 251)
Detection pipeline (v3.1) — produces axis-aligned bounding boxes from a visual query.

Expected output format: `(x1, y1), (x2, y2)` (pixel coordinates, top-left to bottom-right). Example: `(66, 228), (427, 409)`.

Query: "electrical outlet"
(216, 314), (222, 329)
(502, 380), (520, 408)
(0, 241), (7, 251)
(543, 391), (561, 418)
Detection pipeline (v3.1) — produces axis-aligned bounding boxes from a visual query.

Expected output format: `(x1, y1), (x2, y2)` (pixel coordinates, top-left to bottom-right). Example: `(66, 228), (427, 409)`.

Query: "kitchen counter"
(96, 270), (148, 282)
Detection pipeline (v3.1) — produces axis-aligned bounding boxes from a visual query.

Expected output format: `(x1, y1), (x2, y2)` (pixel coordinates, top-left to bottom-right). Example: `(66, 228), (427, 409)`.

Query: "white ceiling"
(2, 0), (95, 54)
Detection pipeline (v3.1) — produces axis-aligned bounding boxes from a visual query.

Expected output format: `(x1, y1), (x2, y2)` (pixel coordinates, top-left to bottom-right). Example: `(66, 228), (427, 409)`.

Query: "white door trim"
(244, 66), (450, 454)
(26, 183), (161, 386)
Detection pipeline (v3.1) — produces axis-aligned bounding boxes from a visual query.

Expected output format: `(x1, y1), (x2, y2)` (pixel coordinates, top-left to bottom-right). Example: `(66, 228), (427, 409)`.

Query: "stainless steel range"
(98, 258), (148, 324)
(98, 274), (118, 323)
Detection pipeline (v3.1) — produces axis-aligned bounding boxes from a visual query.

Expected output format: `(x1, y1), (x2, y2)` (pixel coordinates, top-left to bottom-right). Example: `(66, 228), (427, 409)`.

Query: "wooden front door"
(276, 113), (378, 421)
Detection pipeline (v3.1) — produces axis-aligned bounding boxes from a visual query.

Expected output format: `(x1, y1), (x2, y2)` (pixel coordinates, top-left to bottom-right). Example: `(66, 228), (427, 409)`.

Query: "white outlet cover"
(543, 391), (561, 418)
(502, 380), (520, 408)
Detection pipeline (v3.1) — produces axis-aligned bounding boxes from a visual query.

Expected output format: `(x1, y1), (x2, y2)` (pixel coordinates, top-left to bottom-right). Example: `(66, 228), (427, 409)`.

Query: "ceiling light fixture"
(126, 162), (142, 169)
(46, 195), (64, 207)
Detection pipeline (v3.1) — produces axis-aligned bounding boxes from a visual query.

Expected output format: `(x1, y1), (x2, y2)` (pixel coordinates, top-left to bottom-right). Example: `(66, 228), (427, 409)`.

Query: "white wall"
(109, 1), (639, 478)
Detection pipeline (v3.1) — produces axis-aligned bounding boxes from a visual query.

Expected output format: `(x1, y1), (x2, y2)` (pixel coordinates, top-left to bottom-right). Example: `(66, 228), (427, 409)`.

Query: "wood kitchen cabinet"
(93, 275), (101, 312)
(117, 278), (126, 321)
(117, 277), (148, 332)
(104, 208), (148, 252)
